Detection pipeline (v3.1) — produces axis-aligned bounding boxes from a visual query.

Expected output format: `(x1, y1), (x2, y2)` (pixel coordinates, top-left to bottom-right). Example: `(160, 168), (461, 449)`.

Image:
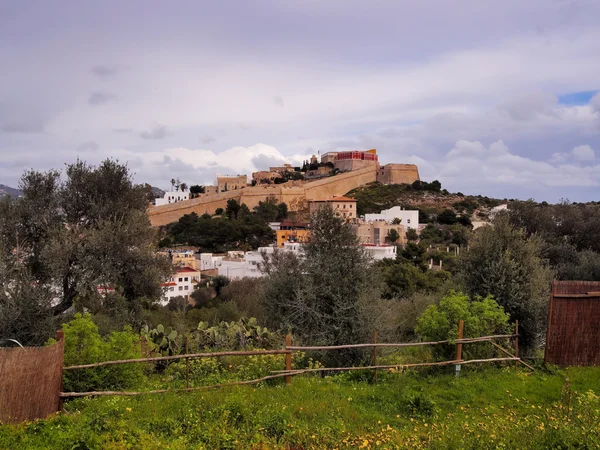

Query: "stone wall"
(376, 164), (420, 185)
(148, 165), (379, 226)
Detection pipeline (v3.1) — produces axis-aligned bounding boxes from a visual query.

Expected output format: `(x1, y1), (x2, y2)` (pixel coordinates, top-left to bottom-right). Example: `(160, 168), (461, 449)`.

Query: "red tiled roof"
(161, 282), (177, 287)
(312, 196), (357, 203)
(175, 267), (199, 273)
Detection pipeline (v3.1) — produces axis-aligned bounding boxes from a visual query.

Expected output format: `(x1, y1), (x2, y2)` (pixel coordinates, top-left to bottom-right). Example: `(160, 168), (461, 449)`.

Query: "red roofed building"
(161, 267), (201, 305)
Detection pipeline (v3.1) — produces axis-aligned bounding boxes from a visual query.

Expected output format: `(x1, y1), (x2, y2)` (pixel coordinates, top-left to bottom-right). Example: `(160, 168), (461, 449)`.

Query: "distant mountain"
(0, 184), (22, 198)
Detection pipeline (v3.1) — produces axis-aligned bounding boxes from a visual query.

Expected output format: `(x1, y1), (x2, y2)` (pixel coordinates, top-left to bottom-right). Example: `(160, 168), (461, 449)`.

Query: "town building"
(353, 221), (405, 245)
(216, 175), (248, 193)
(309, 196), (357, 220)
(362, 244), (397, 260)
(364, 206), (419, 230)
(169, 249), (199, 270)
(161, 266), (201, 305)
(154, 191), (190, 206)
(199, 243), (302, 281)
(276, 221), (310, 247)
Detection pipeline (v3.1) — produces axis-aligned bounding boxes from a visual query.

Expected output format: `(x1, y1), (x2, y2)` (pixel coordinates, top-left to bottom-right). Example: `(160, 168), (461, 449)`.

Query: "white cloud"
(571, 144), (595, 161)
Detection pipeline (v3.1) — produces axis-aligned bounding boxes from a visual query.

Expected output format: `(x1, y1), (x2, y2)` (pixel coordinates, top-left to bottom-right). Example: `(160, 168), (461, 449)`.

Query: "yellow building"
(170, 250), (199, 270)
(276, 221), (310, 247)
(309, 196), (358, 220)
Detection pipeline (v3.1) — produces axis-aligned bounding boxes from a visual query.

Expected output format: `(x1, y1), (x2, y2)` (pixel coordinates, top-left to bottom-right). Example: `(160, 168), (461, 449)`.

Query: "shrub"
(60, 313), (146, 392)
(414, 291), (510, 360)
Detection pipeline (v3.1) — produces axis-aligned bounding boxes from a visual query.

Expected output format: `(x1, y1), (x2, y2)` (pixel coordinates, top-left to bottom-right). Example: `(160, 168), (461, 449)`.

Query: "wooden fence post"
(373, 330), (378, 384)
(56, 330), (65, 412)
(185, 336), (190, 389)
(285, 334), (292, 385)
(455, 320), (464, 377)
(514, 320), (519, 373)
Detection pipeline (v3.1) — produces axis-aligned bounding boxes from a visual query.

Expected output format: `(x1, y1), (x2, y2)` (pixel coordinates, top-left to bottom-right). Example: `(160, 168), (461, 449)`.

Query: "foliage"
(3, 367), (600, 449)
(406, 228), (419, 241)
(164, 211), (275, 252)
(0, 264), (59, 346)
(143, 324), (179, 355)
(509, 199), (600, 281)
(211, 275), (230, 296)
(457, 215), (553, 353)
(387, 228), (400, 243)
(377, 258), (450, 299)
(189, 185), (205, 195)
(415, 291), (510, 360)
(194, 317), (277, 350)
(253, 196), (288, 222)
(262, 204), (383, 365)
(59, 313), (146, 392)
(0, 159), (172, 323)
(437, 209), (458, 225)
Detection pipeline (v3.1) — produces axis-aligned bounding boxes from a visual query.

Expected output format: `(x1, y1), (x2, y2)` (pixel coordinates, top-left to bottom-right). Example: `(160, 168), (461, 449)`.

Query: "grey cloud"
(498, 93), (557, 122)
(251, 154), (286, 170)
(273, 95), (284, 107)
(76, 141), (100, 152)
(140, 124), (169, 140)
(113, 128), (133, 133)
(91, 65), (120, 78)
(201, 136), (216, 144)
(89, 92), (117, 106)
(1, 121), (44, 134)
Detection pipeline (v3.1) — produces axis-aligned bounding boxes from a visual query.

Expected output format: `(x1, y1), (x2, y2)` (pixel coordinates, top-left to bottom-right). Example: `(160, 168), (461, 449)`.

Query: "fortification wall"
(148, 165), (379, 226)
(377, 164), (420, 185)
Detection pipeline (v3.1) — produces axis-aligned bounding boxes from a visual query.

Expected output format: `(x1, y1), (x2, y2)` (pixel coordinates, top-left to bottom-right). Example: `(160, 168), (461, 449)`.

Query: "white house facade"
(161, 267), (201, 305)
(364, 206), (419, 230)
(154, 191), (190, 206)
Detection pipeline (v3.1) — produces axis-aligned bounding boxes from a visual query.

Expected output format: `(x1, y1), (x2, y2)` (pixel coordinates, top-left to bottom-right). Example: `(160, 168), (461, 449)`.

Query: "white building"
(154, 191), (190, 206)
(199, 243), (303, 281)
(362, 244), (397, 260)
(364, 206), (419, 230)
(160, 267), (201, 305)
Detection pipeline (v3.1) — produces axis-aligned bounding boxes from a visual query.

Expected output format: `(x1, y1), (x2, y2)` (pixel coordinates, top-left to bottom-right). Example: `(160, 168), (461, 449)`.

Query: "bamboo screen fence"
(545, 280), (600, 366)
(0, 333), (64, 424)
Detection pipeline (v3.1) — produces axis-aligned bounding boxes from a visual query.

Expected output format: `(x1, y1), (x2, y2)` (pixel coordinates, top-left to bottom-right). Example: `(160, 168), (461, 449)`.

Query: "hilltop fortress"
(148, 149), (419, 226)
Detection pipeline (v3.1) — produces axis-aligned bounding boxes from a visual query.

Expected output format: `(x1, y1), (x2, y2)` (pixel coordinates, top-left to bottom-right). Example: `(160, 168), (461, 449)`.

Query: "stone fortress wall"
(148, 160), (420, 227)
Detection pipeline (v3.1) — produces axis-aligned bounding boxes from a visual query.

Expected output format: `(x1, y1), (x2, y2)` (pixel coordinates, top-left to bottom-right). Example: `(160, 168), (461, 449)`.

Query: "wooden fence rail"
(59, 323), (529, 399)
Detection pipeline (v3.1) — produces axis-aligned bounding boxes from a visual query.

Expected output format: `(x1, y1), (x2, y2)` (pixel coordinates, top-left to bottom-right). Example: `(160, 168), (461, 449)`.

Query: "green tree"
(437, 209), (458, 225)
(457, 215), (553, 352)
(406, 228), (419, 241)
(415, 291), (510, 360)
(387, 228), (400, 243)
(215, 207), (224, 215)
(189, 185), (205, 196)
(211, 275), (230, 297)
(0, 159), (172, 324)
(226, 199), (241, 219)
(262, 204), (383, 365)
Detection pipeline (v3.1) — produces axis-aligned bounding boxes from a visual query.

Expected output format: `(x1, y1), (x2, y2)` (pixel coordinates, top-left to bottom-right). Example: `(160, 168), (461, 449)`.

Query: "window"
(170, 287), (174, 291)
(184, 286), (189, 290)
(350, 204), (353, 208)
(343, 204), (346, 209)
(178, 278), (183, 282)
(184, 277), (188, 282)
(407, 219), (411, 224)
(178, 286), (183, 291)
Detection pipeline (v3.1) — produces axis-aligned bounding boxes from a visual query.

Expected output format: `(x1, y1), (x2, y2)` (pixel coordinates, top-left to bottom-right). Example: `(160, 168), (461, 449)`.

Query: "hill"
(0, 184), (22, 198)
(346, 181), (503, 221)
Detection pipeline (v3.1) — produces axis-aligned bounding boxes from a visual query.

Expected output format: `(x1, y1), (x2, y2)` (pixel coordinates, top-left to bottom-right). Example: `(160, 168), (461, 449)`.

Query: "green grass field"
(1, 366), (599, 449)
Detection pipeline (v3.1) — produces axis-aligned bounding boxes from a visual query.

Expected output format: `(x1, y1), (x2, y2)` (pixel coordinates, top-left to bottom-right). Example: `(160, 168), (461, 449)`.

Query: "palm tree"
(170, 178), (176, 191)
(180, 182), (188, 192)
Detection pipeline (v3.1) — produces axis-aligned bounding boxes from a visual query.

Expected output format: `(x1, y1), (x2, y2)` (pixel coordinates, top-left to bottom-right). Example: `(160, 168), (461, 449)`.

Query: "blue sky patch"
(558, 90), (598, 105)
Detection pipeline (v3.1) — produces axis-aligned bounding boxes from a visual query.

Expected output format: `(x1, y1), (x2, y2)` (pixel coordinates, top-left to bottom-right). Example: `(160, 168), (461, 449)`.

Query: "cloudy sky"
(1, 0), (599, 202)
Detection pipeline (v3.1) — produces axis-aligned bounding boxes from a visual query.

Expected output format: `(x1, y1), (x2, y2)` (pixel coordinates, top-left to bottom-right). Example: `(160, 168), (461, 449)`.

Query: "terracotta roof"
(175, 267), (199, 273)
(161, 282), (177, 287)
(312, 196), (357, 203)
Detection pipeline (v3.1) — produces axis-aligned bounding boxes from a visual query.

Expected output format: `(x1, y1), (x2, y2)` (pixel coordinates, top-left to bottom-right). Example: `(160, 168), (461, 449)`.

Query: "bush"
(60, 313), (146, 392)
(414, 291), (510, 360)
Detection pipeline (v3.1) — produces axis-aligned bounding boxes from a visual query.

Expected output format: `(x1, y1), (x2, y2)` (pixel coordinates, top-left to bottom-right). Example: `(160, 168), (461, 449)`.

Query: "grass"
(1, 366), (600, 449)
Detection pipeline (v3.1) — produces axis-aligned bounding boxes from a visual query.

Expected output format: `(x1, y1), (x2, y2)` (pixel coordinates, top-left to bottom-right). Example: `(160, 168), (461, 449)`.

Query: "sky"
(1, 0), (599, 202)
